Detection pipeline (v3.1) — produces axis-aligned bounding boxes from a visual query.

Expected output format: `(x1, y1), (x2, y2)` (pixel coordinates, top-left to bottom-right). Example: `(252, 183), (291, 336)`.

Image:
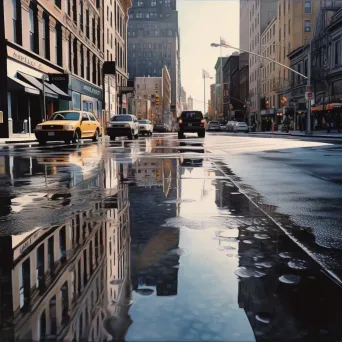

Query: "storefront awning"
(17, 72), (58, 99)
(45, 83), (71, 101)
(7, 76), (40, 95)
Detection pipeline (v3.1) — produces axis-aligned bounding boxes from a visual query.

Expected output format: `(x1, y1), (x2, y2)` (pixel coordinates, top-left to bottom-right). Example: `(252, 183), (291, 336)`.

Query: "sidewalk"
(249, 130), (342, 139)
(0, 134), (37, 145)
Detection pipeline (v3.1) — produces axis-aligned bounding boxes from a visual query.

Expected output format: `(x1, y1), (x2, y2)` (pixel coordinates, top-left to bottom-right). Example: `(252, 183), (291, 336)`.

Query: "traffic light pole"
(306, 41), (312, 135)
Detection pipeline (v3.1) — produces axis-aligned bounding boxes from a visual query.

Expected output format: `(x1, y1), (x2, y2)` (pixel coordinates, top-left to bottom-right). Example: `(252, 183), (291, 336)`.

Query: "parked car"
(154, 123), (169, 132)
(106, 114), (140, 140)
(233, 122), (249, 133)
(177, 110), (206, 139)
(225, 121), (237, 132)
(34, 110), (102, 145)
(138, 120), (153, 136)
(206, 121), (221, 131)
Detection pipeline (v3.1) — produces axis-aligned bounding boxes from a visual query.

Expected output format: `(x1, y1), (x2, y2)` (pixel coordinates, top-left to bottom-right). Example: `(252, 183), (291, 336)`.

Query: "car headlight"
(106, 123), (112, 128)
(64, 125), (74, 130)
(35, 125), (42, 130)
(124, 123), (130, 128)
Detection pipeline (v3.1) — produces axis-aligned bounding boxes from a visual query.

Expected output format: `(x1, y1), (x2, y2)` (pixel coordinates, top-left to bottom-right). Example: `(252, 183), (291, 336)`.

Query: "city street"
(1, 133), (342, 341)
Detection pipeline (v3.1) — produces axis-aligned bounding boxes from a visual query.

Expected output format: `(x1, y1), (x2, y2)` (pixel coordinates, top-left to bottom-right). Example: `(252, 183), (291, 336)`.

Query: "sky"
(178, 0), (240, 111)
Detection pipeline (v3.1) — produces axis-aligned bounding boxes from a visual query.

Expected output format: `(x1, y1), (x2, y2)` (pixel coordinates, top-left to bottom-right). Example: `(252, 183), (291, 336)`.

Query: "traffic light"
(265, 100), (270, 109)
(155, 94), (160, 105)
(280, 96), (287, 107)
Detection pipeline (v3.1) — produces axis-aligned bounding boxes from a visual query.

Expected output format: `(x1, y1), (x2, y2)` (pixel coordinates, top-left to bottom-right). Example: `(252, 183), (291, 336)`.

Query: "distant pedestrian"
(314, 117), (318, 131)
(336, 113), (341, 133)
(326, 113), (332, 133)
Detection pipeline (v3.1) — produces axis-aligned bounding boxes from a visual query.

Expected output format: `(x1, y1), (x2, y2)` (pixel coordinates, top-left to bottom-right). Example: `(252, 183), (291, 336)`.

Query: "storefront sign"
(7, 46), (60, 74)
(49, 73), (70, 92)
(70, 75), (103, 101)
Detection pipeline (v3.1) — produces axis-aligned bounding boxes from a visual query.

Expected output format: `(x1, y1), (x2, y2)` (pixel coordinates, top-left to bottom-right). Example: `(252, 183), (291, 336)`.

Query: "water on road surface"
(0, 134), (342, 342)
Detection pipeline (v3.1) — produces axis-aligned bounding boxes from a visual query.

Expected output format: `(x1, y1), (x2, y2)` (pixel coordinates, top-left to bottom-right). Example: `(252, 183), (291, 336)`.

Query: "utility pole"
(0, 0), (9, 138)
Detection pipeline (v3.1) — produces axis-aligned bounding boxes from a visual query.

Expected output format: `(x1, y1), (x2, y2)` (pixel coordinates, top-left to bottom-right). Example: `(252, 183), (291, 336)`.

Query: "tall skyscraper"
(127, 0), (180, 113)
(239, 0), (250, 51)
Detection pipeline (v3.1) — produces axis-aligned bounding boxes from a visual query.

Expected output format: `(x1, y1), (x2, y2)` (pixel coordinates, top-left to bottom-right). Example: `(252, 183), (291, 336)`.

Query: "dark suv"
(177, 111), (206, 139)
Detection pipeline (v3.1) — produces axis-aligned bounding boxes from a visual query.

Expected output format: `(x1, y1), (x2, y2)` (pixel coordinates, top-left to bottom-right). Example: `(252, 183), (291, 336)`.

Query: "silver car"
(106, 114), (140, 140)
(206, 121), (221, 131)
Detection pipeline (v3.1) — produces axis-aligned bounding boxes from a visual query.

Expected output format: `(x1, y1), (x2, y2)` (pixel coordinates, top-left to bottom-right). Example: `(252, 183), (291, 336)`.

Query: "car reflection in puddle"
(178, 142), (204, 167)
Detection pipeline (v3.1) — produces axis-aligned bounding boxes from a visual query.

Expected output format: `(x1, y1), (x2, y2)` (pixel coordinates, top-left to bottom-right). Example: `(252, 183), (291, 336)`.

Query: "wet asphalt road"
(1, 133), (342, 341)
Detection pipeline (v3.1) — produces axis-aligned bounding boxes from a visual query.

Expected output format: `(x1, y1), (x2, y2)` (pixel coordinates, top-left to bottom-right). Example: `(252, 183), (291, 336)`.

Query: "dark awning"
(17, 72), (58, 99)
(7, 76), (40, 95)
(45, 83), (71, 101)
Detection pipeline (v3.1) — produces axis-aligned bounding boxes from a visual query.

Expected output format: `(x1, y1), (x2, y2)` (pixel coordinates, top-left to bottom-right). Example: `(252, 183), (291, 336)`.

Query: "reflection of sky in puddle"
(179, 168), (220, 220)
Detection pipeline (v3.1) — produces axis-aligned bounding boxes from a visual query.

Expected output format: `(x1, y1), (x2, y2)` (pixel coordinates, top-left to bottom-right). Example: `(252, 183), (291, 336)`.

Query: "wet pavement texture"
(0, 134), (342, 341)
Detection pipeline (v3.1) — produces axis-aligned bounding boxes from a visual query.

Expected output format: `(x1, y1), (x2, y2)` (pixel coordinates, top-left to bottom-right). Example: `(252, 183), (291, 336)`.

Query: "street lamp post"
(211, 41), (312, 134)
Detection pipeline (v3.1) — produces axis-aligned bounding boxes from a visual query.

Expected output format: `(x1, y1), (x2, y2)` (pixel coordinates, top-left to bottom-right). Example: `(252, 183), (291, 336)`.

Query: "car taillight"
(201, 119), (206, 125)
(178, 119), (183, 124)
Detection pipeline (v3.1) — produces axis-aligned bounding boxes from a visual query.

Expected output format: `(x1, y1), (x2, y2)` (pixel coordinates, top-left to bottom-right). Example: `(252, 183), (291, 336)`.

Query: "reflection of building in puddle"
(133, 158), (172, 197)
(132, 227), (180, 297)
(103, 182), (133, 340)
(0, 157), (133, 341)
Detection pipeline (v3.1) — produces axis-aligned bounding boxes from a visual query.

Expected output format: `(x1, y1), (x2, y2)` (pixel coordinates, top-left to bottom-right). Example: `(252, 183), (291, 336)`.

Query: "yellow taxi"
(34, 110), (102, 145)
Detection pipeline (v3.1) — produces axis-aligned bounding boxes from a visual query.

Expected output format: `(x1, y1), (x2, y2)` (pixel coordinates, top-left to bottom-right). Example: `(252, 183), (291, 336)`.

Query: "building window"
(304, 59), (308, 76)
(86, 50), (90, 80)
(288, 19), (291, 34)
(92, 17), (95, 43)
(151, 0), (156, 6)
(29, 8), (35, 52)
(138, 0), (143, 6)
(107, 28), (109, 44)
(73, 0), (77, 23)
(73, 39), (78, 74)
(284, 24), (286, 38)
(86, 10), (90, 38)
(55, 0), (61, 9)
(42, 17), (46, 58)
(79, 0), (83, 31)
(92, 56), (97, 84)
(305, 1), (311, 13)
(304, 20), (311, 32)
(110, 12), (113, 27)
(97, 20), (101, 48)
(68, 36), (72, 70)
(55, 24), (63, 66)
(11, 0), (18, 43)
(334, 40), (341, 66)
(80, 45), (84, 77)
(66, 0), (71, 15)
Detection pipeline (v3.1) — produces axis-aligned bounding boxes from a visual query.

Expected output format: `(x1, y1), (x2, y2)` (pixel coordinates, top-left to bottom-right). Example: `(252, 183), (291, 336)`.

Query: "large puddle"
(0, 138), (341, 341)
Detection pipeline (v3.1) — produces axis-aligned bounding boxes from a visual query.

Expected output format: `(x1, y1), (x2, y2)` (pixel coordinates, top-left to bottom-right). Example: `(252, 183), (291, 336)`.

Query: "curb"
(249, 132), (342, 139)
(212, 159), (342, 289)
(4, 139), (37, 144)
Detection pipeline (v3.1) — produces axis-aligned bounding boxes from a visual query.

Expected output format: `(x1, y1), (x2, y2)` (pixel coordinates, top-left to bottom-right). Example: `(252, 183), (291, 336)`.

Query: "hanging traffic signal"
(155, 94), (160, 105)
(266, 100), (270, 108)
(280, 96), (287, 107)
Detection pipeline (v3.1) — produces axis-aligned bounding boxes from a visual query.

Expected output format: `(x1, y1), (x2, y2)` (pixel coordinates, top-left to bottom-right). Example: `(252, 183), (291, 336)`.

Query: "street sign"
(305, 92), (313, 100)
